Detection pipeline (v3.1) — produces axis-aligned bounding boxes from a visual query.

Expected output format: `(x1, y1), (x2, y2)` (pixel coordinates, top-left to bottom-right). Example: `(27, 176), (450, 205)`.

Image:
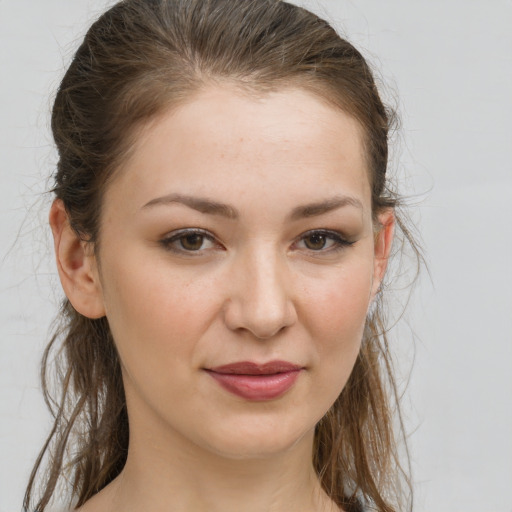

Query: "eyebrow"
(142, 193), (363, 220)
(142, 193), (239, 219)
(289, 195), (363, 220)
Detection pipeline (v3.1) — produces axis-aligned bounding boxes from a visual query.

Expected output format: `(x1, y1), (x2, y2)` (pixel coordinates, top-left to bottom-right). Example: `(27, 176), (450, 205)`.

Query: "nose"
(223, 247), (297, 339)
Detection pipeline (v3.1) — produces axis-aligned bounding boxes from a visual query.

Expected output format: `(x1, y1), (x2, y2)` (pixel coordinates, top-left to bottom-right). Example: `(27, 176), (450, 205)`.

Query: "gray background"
(1, 0), (511, 510)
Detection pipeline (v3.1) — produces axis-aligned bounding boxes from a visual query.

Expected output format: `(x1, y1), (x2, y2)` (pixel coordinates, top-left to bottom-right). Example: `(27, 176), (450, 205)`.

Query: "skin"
(50, 86), (394, 512)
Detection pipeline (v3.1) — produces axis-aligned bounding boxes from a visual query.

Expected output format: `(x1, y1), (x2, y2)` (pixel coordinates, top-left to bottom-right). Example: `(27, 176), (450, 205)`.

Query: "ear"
(370, 208), (395, 299)
(49, 199), (106, 319)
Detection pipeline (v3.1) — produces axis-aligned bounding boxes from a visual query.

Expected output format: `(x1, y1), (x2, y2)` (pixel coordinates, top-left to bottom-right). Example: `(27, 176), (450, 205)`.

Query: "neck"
(84, 421), (338, 512)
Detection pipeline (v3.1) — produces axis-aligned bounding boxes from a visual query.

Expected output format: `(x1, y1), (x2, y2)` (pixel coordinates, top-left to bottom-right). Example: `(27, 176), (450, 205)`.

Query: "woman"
(24, 1), (418, 511)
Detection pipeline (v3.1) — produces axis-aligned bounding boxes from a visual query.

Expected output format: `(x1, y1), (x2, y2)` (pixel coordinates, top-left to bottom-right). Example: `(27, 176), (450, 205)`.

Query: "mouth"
(205, 361), (303, 401)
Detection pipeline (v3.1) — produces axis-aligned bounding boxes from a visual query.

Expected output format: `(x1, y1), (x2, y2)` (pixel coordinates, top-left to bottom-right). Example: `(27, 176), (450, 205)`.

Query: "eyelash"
(159, 228), (354, 255)
(294, 229), (355, 254)
(159, 228), (219, 255)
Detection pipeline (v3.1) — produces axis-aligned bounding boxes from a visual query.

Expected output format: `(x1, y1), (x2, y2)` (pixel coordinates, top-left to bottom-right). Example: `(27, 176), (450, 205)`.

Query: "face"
(90, 86), (392, 459)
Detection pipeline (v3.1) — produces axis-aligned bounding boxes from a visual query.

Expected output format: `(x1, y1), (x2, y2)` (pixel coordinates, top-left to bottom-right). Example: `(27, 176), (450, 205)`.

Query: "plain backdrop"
(1, 1), (511, 511)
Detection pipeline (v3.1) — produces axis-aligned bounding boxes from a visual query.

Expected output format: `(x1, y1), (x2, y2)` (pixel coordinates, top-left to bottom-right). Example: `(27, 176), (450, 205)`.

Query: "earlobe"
(49, 199), (106, 319)
(371, 209), (395, 299)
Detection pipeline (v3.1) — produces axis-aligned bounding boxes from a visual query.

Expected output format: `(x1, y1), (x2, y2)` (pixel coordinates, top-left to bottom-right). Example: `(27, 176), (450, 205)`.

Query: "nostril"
(222, 295), (297, 339)
(221, 254), (297, 338)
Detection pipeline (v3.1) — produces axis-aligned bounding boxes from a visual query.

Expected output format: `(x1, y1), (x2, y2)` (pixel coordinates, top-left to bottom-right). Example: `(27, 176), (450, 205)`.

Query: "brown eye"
(295, 230), (354, 254)
(180, 233), (205, 251)
(160, 229), (217, 254)
(303, 233), (327, 250)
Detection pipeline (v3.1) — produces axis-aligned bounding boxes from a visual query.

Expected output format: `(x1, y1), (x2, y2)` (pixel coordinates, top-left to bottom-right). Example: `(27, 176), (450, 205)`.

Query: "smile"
(205, 361), (303, 401)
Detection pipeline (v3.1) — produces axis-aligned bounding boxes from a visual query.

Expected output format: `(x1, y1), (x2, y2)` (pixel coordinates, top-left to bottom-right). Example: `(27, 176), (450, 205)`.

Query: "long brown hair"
(25, 1), (419, 510)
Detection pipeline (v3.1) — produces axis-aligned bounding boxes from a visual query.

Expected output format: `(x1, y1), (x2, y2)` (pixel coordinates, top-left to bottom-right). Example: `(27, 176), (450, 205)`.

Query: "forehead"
(106, 85), (371, 216)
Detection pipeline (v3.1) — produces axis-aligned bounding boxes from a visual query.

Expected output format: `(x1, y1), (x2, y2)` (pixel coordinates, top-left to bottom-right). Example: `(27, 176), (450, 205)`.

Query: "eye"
(295, 229), (354, 253)
(179, 233), (209, 251)
(302, 232), (330, 250)
(160, 229), (219, 254)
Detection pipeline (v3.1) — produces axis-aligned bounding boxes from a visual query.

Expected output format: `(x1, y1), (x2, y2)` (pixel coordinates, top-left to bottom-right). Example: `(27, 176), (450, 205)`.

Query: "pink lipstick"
(206, 361), (302, 401)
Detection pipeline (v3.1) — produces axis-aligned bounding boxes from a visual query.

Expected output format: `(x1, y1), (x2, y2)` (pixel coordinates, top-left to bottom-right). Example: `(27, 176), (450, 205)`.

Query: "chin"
(194, 415), (316, 461)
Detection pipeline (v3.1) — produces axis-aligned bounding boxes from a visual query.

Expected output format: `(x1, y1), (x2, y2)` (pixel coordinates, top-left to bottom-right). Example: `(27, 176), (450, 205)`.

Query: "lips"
(205, 361), (303, 401)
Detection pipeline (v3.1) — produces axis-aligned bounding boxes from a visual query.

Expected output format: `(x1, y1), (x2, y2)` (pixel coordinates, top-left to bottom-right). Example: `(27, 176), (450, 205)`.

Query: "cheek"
(306, 263), (373, 342)
(300, 258), (374, 391)
(99, 253), (219, 373)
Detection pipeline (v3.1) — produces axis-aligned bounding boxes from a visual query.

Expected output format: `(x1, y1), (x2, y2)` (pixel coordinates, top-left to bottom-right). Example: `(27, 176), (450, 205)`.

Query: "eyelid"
(158, 227), (354, 256)
(293, 229), (355, 253)
(159, 228), (221, 254)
